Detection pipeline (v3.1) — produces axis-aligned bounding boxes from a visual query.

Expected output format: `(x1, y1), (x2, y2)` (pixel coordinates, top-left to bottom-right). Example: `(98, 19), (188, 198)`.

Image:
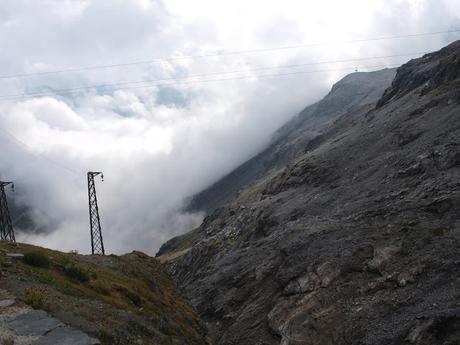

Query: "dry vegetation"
(0, 241), (208, 345)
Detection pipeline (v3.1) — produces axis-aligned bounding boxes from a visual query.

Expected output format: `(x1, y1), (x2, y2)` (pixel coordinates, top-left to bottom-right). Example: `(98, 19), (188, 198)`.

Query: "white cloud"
(0, 0), (458, 254)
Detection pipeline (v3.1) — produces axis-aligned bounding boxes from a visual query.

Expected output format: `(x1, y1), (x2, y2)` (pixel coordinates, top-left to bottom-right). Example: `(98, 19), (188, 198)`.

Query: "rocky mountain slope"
(158, 40), (460, 345)
(0, 241), (209, 345)
(186, 68), (396, 215)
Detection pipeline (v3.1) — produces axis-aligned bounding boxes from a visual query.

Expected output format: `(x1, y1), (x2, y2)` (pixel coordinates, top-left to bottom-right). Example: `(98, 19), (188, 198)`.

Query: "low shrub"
(23, 252), (50, 268)
(64, 265), (90, 283)
(56, 254), (71, 268)
(114, 285), (142, 307)
(2, 336), (15, 345)
(90, 280), (110, 295)
(24, 286), (47, 310)
(432, 228), (447, 236)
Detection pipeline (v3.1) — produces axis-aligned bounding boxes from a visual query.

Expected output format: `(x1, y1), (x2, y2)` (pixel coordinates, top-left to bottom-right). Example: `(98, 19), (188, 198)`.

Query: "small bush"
(56, 254), (71, 268)
(24, 287), (47, 310)
(64, 265), (90, 283)
(114, 285), (142, 307)
(432, 228), (447, 236)
(98, 329), (114, 344)
(2, 336), (15, 345)
(23, 252), (50, 268)
(90, 280), (110, 295)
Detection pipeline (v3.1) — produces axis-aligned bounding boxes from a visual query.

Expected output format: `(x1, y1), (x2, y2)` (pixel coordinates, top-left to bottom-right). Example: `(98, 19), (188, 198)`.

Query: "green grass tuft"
(23, 251), (50, 268)
(64, 264), (91, 283)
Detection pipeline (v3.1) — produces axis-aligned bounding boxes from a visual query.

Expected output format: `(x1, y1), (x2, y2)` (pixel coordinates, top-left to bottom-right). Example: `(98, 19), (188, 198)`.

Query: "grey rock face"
(8, 310), (63, 336)
(33, 327), (100, 345)
(0, 299), (15, 308)
(0, 289), (101, 345)
(377, 40), (460, 107)
(160, 40), (460, 345)
(182, 69), (396, 218)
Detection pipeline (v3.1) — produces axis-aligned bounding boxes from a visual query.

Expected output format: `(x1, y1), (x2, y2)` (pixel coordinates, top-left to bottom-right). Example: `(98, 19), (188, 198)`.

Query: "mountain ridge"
(158, 40), (460, 345)
(185, 68), (396, 216)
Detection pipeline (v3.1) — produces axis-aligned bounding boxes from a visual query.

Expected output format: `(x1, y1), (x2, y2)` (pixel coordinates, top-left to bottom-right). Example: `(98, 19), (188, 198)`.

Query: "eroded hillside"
(186, 68), (396, 215)
(159, 41), (460, 345)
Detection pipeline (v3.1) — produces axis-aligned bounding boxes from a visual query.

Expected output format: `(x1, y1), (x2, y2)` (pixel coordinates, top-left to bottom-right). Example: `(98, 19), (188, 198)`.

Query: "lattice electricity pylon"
(0, 181), (15, 242)
(87, 172), (105, 255)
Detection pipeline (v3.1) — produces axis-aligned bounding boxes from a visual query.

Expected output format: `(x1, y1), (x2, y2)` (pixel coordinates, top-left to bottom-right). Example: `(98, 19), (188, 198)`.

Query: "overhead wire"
(0, 51), (427, 101)
(0, 28), (456, 231)
(0, 28), (457, 181)
(0, 28), (457, 80)
(0, 62), (404, 196)
(0, 126), (82, 178)
(0, 64), (403, 101)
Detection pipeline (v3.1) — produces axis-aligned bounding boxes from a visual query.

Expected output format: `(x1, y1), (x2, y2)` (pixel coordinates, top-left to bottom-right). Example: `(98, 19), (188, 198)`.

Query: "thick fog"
(0, 0), (458, 254)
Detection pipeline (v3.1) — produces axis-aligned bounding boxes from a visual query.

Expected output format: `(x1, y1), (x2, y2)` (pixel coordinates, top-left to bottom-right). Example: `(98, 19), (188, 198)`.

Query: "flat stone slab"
(6, 253), (24, 258)
(0, 299), (15, 308)
(33, 327), (100, 345)
(8, 310), (63, 336)
(0, 289), (15, 299)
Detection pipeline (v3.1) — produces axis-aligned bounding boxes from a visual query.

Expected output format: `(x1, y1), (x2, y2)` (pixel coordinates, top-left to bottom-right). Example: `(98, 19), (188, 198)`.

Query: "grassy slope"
(0, 241), (208, 345)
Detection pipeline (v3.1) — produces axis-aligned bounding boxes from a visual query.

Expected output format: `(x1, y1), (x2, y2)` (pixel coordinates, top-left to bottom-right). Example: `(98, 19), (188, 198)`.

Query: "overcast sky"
(0, 0), (459, 254)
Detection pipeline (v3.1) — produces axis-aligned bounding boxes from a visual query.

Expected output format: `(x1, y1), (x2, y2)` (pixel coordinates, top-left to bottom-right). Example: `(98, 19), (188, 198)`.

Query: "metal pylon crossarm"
(0, 181), (15, 242)
(87, 172), (105, 255)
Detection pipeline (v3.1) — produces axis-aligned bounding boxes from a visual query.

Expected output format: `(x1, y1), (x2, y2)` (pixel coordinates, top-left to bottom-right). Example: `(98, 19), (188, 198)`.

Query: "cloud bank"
(0, 0), (458, 254)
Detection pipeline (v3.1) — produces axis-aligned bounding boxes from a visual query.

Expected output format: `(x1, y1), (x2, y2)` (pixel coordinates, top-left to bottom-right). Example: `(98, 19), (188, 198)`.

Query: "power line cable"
(0, 51), (426, 100)
(0, 63), (401, 101)
(0, 62), (405, 176)
(0, 127), (82, 177)
(0, 64), (401, 187)
(0, 29), (457, 80)
(0, 63), (403, 101)
(12, 210), (28, 226)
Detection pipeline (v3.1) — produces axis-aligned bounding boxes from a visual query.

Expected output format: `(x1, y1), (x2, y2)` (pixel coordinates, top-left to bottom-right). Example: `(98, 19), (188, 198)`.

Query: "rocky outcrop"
(159, 40), (460, 345)
(0, 289), (100, 345)
(377, 40), (460, 107)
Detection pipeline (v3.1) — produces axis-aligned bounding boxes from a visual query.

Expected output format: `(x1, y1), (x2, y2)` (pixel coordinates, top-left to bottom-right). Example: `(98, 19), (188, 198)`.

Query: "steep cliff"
(186, 69), (396, 215)
(159, 40), (460, 345)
